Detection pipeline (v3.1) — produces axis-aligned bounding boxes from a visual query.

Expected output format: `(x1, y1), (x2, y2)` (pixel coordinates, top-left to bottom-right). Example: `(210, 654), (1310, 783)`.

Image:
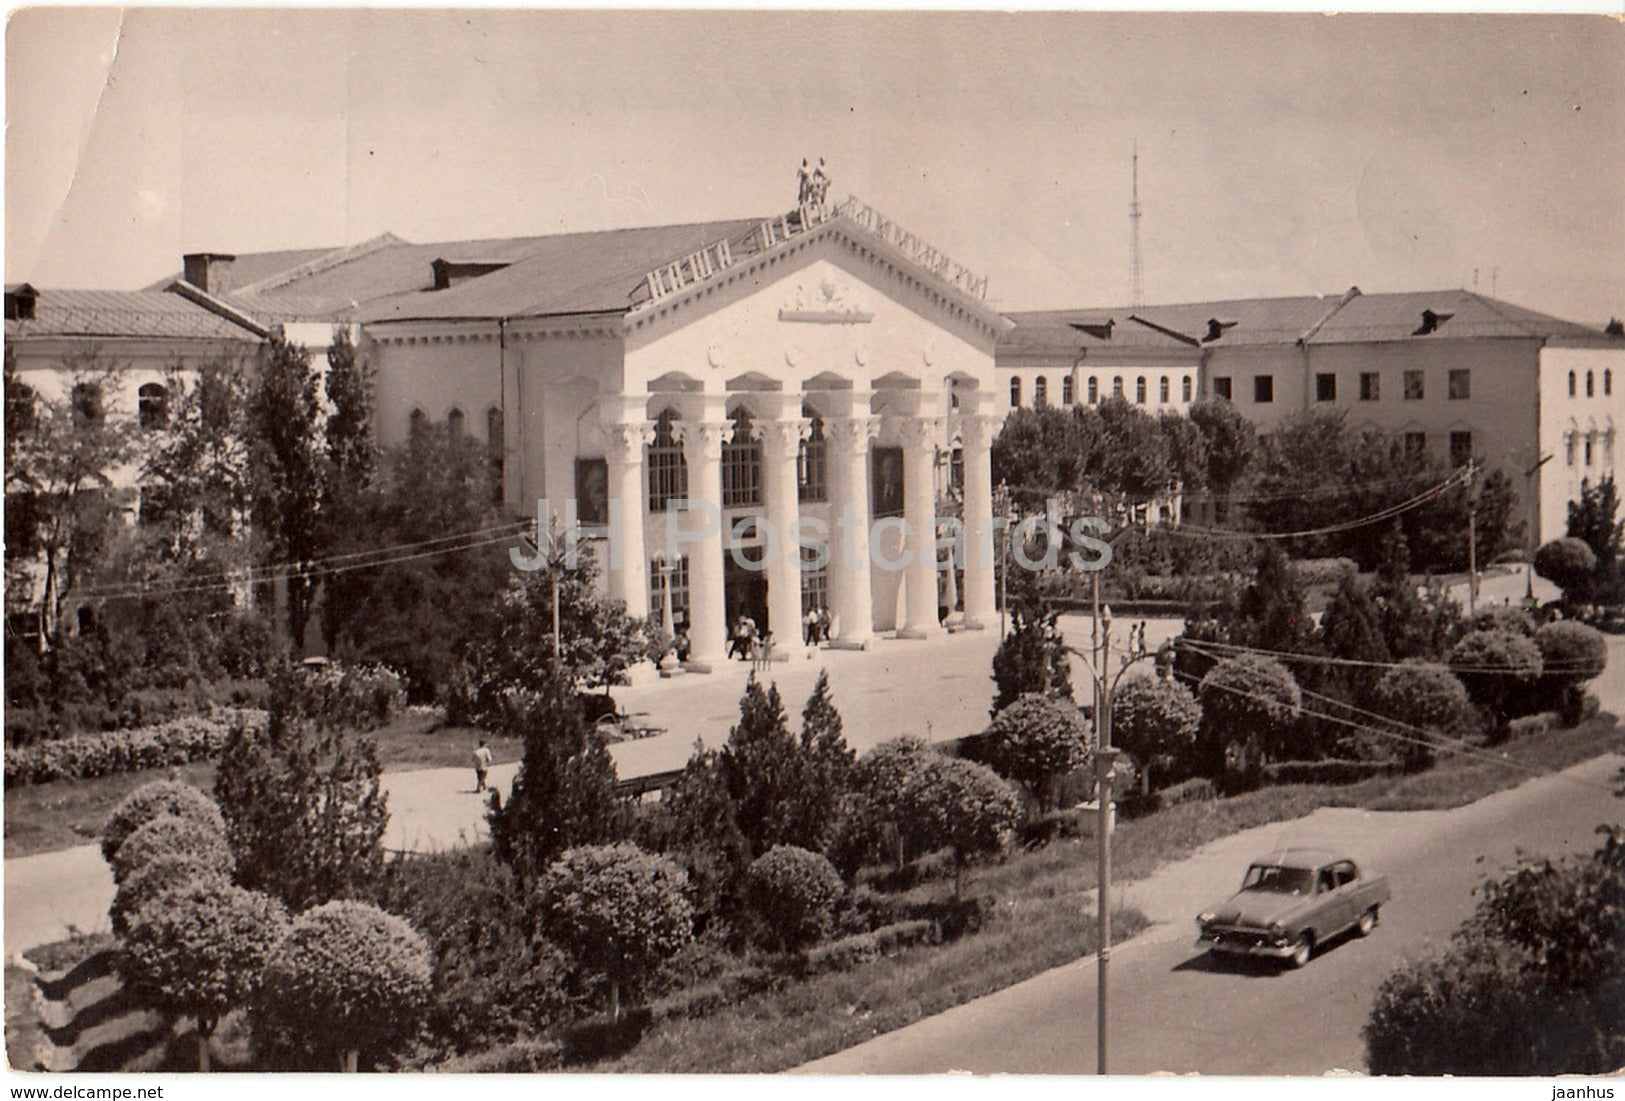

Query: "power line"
(1153, 469), (1471, 542)
(1179, 636), (1602, 677)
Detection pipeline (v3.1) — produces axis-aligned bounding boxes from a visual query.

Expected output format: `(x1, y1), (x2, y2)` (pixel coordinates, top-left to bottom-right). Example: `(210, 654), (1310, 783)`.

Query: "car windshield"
(1241, 864), (1316, 895)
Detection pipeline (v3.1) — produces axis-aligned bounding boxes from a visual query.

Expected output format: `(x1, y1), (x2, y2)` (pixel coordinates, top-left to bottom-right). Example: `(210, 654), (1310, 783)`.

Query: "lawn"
(3, 710), (520, 859)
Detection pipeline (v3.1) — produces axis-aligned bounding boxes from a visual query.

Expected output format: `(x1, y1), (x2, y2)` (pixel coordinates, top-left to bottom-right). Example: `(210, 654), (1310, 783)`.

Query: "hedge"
(1261, 758), (1403, 785)
(797, 919), (939, 976)
(7, 709), (267, 787)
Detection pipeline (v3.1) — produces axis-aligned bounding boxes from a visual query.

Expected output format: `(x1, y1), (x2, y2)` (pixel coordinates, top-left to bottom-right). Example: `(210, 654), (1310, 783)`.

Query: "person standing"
(472, 739), (493, 793)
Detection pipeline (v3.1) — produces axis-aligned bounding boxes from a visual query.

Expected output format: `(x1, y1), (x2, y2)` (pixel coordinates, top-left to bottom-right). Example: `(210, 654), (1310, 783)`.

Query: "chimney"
(182, 253), (237, 295)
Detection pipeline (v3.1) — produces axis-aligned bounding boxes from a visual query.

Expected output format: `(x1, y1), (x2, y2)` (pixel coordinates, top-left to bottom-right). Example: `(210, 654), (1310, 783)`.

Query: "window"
(1181, 376), (1192, 402)
(71, 382), (103, 427)
(949, 446), (965, 499)
(1584, 433), (1595, 466)
(801, 546), (829, 616)
(1135, 377), (1147, 404)
(1405, 432), (1428, 459)
(1566, 432), (1577, 467)
(647, 409), (688, 512)
(137, 383), (169, 430)
(447, 407), (465, 436)
(1213, 377), (1232, 401)
(1010, 377), (1022, 408)
(1448, 369), (1471, 400)
(1569, 370), (1578, 397)
(1606, 430), (1616, 466)
(1159, 376), (1170, 403)
(1112, 376), (1124, 399)
(1253, 375), (1274, 403)
(1404, 371), (1425, 400)
(721, 406), (762, 508)
(1062, 376), (1074, 405)
(1606, 369), (1613, 396)
(798, 411), (828, 503)
(409, 407), (427, 436)
(487, 408), (505, 505)
(1586, 370), (1595, 398)
(1449, 431), (1473, 468)
(1359, 372), (1380, 401)
(648, 555), (691, 628)
(1034, 376), (1048, 408)
(1315, 373), (1336, 402)
(1087, 376), (1099, 404)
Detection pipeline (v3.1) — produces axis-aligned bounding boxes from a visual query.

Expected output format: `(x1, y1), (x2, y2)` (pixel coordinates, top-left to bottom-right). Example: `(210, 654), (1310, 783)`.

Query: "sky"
(6, 9), (1624, 324)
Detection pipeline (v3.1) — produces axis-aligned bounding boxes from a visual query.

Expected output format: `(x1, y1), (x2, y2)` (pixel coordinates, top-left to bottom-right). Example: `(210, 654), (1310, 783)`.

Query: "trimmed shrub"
(536, 843), (693, 1021)
(1290, 557), (1358, 588)
(977, 694), (1091, 810)
(9, 710), (266, 788)
(1368, 661), (1473, 771)
(1199, 654), (1302, 766)
(829, 737), (937, 875)
(1533, 620), (1609, 724)
(900, 756), (1023, 896)
(277, 662), (405, 734)
(1261, 759), (1403, 785)
(1506, 711), (1558, 740)
(111, 814), (234, 886)
(101, 780), (227, 864)
(1466, 605), (1537, 638)
(1159, 776), (1218, 807)
(119, 882), (287, 1070)
(111, 853), (231, 937)
(1110, 675), (1201, 790)
(798, 920), (939, 976)
(257, 900), (433, 1072)
(433, 1039), (565, 1074)
(745, 845), (846, 951)
(1448, 630), (1543, 732)
(1534, 537), (1598, 601)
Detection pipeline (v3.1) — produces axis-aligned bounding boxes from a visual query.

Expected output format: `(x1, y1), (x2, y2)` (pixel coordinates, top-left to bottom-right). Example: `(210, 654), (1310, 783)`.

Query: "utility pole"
(1465, 459), (1479, 616)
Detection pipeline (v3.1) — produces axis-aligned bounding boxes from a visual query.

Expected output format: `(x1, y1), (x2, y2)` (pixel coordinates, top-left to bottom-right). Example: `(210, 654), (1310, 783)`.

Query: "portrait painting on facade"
(576, 457), (609, 528)
(873, 446), (904, 518)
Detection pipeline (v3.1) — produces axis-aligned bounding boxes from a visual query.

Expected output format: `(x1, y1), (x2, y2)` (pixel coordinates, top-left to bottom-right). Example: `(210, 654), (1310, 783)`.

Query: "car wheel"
(1356, 907), (1378, 937)
(1287, 934), (1313, 969)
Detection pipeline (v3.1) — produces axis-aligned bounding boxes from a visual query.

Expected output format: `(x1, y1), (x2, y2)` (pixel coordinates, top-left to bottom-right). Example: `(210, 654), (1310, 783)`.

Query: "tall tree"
(1370, 522), (1433, 661)
(1187, 397), (1257, 524)
(787, 670), (855, 854)
(718, 677), (805, 857)
(318, 326), (380, 648)
(1565, 476), (1623, 603)
(247, 331), (324, 651)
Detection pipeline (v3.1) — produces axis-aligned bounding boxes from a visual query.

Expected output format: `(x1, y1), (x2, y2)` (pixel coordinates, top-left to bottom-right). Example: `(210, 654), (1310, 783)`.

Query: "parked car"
(1195, 847), (1391, 968)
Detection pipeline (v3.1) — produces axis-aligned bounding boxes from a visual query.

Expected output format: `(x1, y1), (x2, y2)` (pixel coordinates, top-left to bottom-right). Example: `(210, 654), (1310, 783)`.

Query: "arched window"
(1010, 377), (1022, 408)
(1087, 376), (1099, 404)
(1181, 376), (1193, 402)
(1135, 376), (1147, 404)
(447, 407), (466, 436)
(721, 406), (761, 508)
(1605, 429), (1616, 466)
(137, 382), (169, 430)
(1062, 376), (1074, 405)
(1585, 433), (1596, 466)
(1569, 371), (1577, 397)
(1112, 376), (1124, 399)
(647, 409), (688, 512)
(409, 407), (427, 436)
(486, 407), (505, 505)
(1565, 431), (1577, 466)
(1159, 376), (1170, 403)
(798, 407), (827, 503)
(1034, 376), (1048, 408)
(1606, 369), (1614, 396)
(71, 382), (103, 427)
(1586, 371), (1595, 398)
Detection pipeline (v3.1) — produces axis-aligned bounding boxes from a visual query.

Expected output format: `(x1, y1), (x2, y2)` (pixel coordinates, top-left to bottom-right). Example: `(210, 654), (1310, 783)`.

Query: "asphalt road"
(795, 749), (1625, 1075)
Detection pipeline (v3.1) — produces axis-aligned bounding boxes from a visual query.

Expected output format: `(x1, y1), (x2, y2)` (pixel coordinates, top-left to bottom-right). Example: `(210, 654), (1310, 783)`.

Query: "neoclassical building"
(157, 199), (1012, 665)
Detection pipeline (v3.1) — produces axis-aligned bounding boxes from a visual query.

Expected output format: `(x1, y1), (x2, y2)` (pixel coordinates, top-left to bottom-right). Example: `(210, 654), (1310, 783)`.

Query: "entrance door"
(724, 553), (770, 636)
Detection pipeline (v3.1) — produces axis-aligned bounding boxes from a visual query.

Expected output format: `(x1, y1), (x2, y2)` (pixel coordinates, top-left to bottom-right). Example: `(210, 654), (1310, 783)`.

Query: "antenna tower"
(1130, 141), (1144, 309)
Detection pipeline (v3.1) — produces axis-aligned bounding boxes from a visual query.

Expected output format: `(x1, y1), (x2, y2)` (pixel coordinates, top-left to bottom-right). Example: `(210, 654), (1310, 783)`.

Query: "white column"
(959, 412), (998, 630)
(759, 416), (811, 654)
(825, 415), (879, 647)
(899, 415), (946, 639)
(603, 420), (653, 617)
(675, 419), (731, 669)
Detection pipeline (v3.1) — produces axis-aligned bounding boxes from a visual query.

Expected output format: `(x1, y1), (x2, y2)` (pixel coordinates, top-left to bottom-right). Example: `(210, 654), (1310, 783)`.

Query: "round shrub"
(111, 853), (231, 937)
(257, 900), (432, 1071)
(1368, 661), (1472, 771)
(536, 843), (693, 1019)
(830, 737), (938, 873)
(101, 780), (226, 864)
(1448, 629), (1543, 729)
(1534, 620), (1609, 724)
(980, 694), (1091, 809)
(745, 845), (846, 951)
(1110, 675), (1201, 789)
(120, 882), (287, 1069)
(899, 756), (1022, 895)
(1466, 605), (1537, 638)
(112, 813), (234, 886)
(1199, 655), (1302, 764)
(1533, 538), (1597, 600)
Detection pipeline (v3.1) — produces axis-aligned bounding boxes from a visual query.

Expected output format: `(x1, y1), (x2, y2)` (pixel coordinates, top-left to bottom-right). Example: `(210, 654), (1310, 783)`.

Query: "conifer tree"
(787, 670), (855, 854)
(718, 677), (804, 857)
(1371, 523), (1432, 661)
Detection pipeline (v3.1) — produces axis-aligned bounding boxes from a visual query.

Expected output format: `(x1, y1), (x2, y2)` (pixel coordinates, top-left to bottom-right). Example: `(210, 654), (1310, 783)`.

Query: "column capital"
(824, 415), (880, 455)
(954, 412), (1003, 450)
(674, 418), (733, 464)
(757, 417), (811, 461)
(603, 419), (655, 461)
(897, 415), (947, 450)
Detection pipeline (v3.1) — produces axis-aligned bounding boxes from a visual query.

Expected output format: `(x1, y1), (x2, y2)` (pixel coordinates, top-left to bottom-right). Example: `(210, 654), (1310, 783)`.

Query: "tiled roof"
(1002, 289), (1621, 352)
(4, 289), (265, 341)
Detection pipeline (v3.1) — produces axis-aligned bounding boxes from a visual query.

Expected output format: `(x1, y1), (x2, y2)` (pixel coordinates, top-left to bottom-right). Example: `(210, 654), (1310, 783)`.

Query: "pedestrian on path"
(472, 739), (493, 793)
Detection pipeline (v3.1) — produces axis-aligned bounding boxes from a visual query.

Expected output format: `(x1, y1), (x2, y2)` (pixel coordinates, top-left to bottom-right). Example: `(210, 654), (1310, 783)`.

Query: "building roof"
(1001, 288), (1621, 357)
(4, 288), (266, 342)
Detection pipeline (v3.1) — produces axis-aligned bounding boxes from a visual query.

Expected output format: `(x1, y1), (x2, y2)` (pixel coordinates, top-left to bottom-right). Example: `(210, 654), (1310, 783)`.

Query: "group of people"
(796, 157), (831, 209)
(802, 606), (833, 646)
